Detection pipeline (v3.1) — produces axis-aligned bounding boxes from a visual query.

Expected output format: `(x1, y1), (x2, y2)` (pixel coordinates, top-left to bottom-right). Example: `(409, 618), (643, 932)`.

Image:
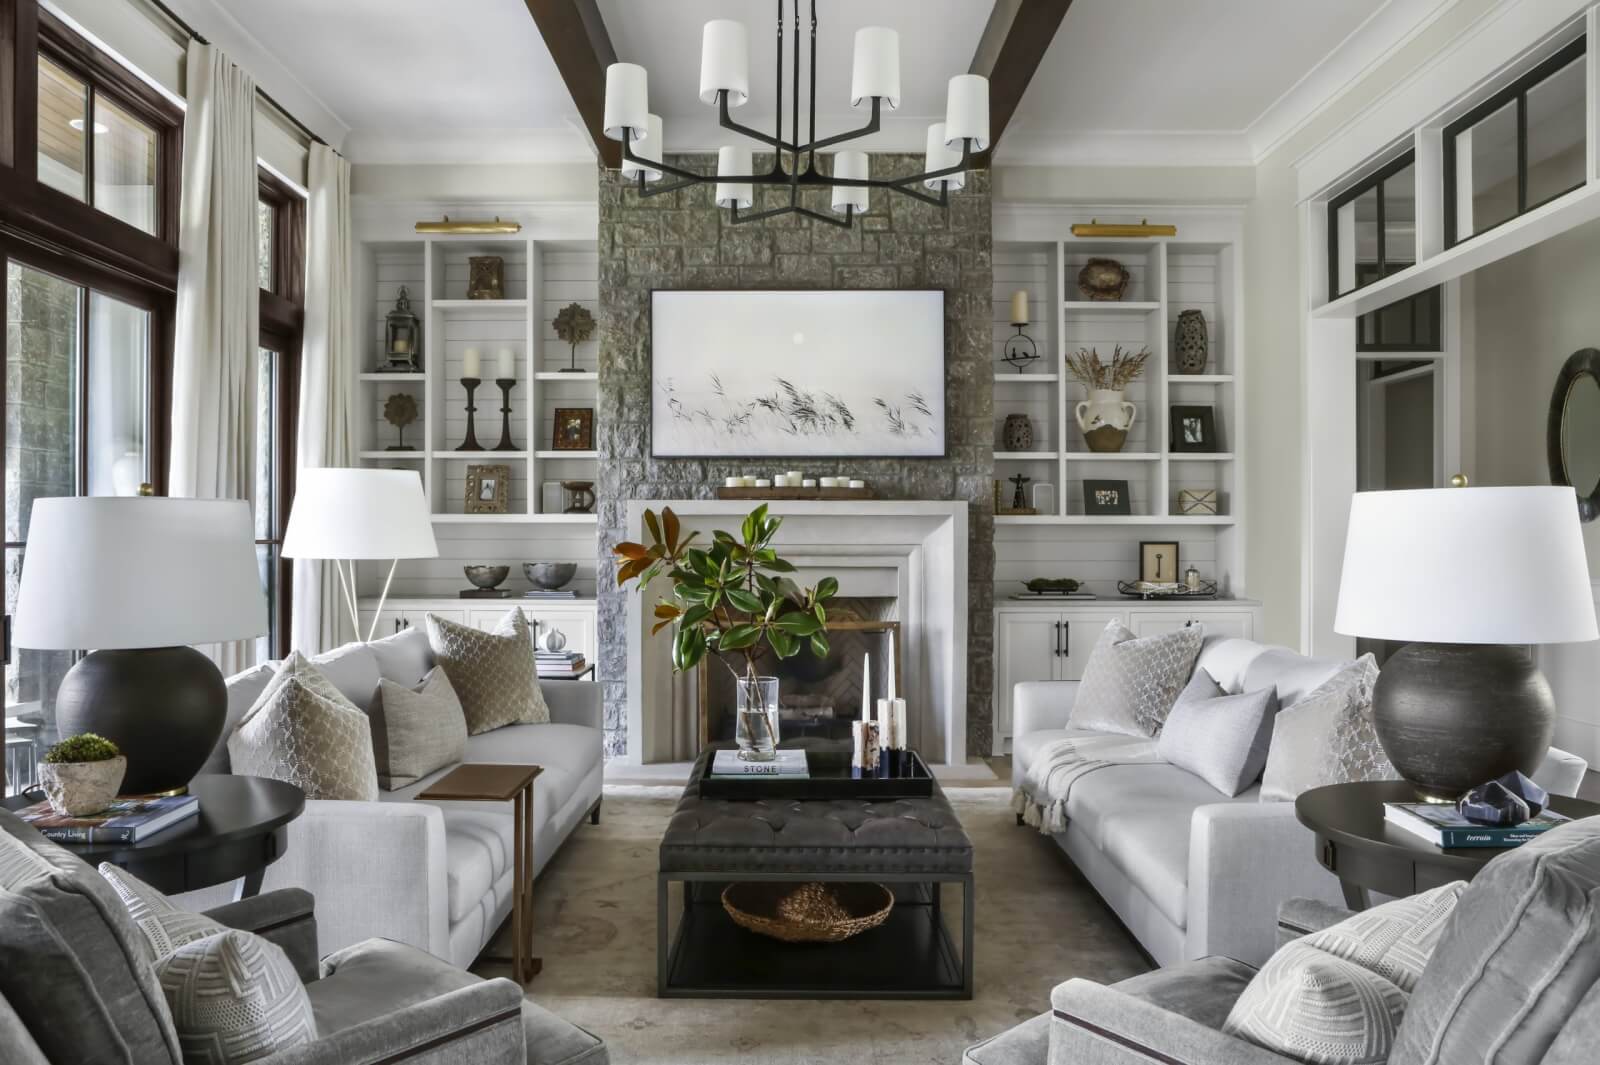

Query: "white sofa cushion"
(368, 626), (434, 687)
(1157, 668), (1279, 796)
(1261, 655), (1396, 803)
(1068, 621), (1203, 738)
(308, 643), (382, 713)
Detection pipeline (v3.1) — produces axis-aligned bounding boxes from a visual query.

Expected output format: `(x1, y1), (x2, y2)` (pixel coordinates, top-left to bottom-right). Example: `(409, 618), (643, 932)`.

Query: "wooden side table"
(417, 763), (543, 982)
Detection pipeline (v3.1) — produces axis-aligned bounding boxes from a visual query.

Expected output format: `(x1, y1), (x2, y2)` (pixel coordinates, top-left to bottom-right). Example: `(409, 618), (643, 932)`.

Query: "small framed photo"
(1140, 540), (1180, 584)
(465, 464), (511, 514)
(1170, 405), (1218, 453)
(541, 481), (565, 515)
(553, 408), (594, 451)
(1083, 479), (1131, 516)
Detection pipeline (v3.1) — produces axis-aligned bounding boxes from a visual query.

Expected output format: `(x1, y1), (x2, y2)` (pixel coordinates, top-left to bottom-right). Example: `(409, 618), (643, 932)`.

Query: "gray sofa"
(183, 625), (605, 970)
(0, 806), (607, 1065)
(966, 815), (1600, 1065)
(1011, 635), (1589, 967)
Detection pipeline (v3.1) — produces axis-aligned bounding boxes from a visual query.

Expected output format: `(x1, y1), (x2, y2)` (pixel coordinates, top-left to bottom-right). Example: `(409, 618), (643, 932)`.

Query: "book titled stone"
(710, 750), (808, 777)
(1384, 802), (1571, 848)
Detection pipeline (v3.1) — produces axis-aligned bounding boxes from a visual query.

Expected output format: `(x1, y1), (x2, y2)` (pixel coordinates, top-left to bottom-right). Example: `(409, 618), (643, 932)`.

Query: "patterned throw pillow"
(154, 930), (316, 1065)
(1066, 621), (1203, 738)
(366, 667), (469, 789)
(1224, 883), (1466, 1065)
(227, 652), (379, 801)
(426, 610), (550, 734)
(99, 863), (227, 961)
(1260, 655), (1396, 803)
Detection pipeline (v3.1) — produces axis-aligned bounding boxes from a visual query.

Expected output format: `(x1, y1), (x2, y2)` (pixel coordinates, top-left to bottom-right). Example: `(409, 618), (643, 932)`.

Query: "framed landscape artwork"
(650, 290), (947, 457)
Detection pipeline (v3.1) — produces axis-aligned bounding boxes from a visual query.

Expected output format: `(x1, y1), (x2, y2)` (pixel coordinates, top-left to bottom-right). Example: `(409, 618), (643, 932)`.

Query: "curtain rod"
(143, 0), (329, 149)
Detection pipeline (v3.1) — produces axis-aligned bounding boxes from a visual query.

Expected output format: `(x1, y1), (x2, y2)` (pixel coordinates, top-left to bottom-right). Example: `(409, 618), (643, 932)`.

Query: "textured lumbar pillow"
(1066, 620), (1203, 738)
(366, 667), (468, 790)
(99, 863), (227, 961)
(154, 929), (316, 1065)
(426, 609), (550, 734)
(227, 652), (379, 801)
(1224, 883), (1465, 1064)
(1156, 667), (1280, 796)
(1260, 654), (1396, 803)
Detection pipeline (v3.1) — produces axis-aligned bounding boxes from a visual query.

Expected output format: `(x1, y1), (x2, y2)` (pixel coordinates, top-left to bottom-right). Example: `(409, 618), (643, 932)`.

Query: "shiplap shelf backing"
(355, 235), (599, 524)
(990, 231), (1245, 602)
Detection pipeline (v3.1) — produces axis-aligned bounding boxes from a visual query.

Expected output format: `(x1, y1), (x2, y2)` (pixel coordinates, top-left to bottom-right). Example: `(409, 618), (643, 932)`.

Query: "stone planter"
(1075, 389), (1137, 453)
(38, 756), (126, 817)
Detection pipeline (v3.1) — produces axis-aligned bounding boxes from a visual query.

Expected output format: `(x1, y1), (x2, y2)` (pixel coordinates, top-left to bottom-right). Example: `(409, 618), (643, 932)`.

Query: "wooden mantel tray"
(716, 486), (876, 501)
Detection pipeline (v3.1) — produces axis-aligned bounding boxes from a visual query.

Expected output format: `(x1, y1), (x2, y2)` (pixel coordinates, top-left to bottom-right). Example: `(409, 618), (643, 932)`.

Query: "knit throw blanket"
(1012, 734), (1162, 834)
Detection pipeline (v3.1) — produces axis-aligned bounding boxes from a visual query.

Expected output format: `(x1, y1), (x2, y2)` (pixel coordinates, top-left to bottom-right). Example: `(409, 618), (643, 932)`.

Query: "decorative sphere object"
(1458, 771), (1548, 826)
(524, 562), (577, 590)
(539, 628), (568, 652)
(1077, 258), (1131, 301)
(463, 565), (510, 590)
(1174, 309), (1209, 374)
(1002, 413), (1034, 451)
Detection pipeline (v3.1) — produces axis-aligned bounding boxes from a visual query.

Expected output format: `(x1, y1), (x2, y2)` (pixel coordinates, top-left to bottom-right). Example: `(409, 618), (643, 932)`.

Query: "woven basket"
(721, 881), (894, 943)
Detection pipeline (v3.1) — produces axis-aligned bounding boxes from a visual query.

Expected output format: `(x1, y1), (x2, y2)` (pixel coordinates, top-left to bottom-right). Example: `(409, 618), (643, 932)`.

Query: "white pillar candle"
(603, 62), (648, 141)
(893, 699), (907, 752)
(715, 146), (754, 210)
(850, 27), (901, 109)
(461, 348), (481, 379)
(801, 479), (817, 488)
(621, 113), (664, 183)
(819, 477), (839, 488)
(848, 479), (866, 489)
(1010, 290), (1029, 325)
(699, 19), (749, 106)
(787, 470), (802, 483)
(944, 74), (990, 152)
(861, 652), (871, 721)
(886, 633), (896, 703)
(923, 122), (966, 192)
(496, 348), (516, 381)
(724, 476), (741, 488)
(754, 478), (772, 488)
(877, 698), (893, 750)
(831, 150), (869, 214)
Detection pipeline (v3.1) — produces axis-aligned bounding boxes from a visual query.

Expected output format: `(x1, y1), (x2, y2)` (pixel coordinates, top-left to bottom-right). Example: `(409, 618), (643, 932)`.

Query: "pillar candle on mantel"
(1010, 289), (1029, 325)
(461, 348), (481, 379)
(885, 634), (896, 703)
(860, 652), (871, 721)
(496, 348), (516, 381)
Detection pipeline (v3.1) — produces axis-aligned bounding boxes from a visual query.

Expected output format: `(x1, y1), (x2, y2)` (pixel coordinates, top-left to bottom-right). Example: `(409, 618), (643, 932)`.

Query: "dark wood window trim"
(1443, 35), (1588, 249)
(259, 168), (305, 307)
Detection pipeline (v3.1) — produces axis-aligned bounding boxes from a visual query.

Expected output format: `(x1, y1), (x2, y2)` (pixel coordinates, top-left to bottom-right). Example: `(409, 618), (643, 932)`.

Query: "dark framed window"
(1328, 150), (1442, 351)
(1444, 36), (1587, 248)
(1357, 287), (1442, 352)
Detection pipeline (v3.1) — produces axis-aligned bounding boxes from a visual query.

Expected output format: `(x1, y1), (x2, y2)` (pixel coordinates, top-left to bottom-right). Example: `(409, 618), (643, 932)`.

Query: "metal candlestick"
(455, 377), (485, 451)
(493, 379), (518, 451)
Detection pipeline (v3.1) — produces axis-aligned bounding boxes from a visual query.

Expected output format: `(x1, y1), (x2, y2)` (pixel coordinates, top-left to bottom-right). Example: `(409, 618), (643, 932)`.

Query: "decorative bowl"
(463, 565), (510, 590)
(523, 562), (577, 590)
(38, 756), (126, 817)
(721, 881), (893, 943)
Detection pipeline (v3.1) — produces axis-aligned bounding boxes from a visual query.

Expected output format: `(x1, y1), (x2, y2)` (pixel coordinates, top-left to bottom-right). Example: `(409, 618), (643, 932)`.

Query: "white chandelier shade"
(831, 150), (869, 213)
(923, 123), (965, 192)
(603, 62), (648, 142)
(716, 145), (754, 209)
(849, 26), (901, 110)
(700, 19), (750, 107)
(944, 74), (989, 152)
(622, 113), (664, 182)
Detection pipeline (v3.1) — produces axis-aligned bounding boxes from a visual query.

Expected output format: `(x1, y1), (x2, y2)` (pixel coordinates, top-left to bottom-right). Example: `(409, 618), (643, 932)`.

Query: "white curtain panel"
(168, 41), (258, 674)
(291, 143), (359, 655)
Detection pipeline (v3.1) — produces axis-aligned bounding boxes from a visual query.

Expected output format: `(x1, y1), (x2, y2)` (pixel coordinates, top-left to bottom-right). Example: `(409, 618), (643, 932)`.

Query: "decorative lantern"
(382, 287), (421, 373)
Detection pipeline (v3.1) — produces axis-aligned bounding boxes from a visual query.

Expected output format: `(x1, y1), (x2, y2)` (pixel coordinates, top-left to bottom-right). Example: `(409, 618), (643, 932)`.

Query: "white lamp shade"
(715, 145), (754, 209)
(699, 19), (749, 107)
(282, 468), (438, 562)
(850, 27), (900, 110)
(622, 113), (664, 182)
(1335, 486), (1599, 644)
(944, 74), (989, 152)
(923, 123), (965, 191)
(831, 150), (869, 213)
(13, 497), (267, 650)
(603, 62), (648, 141)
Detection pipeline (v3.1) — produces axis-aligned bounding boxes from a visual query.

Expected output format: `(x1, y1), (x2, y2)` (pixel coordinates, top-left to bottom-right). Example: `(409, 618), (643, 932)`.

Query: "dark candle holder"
(455, 377), (484, 451)
(493, 379), (518, 451)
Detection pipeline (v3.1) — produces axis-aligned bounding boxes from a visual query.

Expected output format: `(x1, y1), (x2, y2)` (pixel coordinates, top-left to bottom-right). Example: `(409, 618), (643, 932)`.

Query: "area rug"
(476, 785), (1149, 1064)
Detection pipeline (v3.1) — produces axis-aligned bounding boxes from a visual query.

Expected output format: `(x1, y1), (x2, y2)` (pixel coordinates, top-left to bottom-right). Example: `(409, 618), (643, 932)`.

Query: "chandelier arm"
(879, 139), (973, 191)
(795, 203), (852, 230)
(801, 96), (881, 153)
(807, 0), (818, 172)
(718, 92), (800, 153)
(620, 138), (705, 184)
(774, 0), (784, 153)
(729, 201), (802, 226)
(884, 180), (951, 208)
(790, 0), (800, 177)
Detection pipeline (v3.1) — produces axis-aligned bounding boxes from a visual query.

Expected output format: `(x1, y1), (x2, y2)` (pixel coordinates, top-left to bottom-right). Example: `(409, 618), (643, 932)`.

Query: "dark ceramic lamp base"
(1372, 641), (1554, 802)
(54, 645), (228, 795)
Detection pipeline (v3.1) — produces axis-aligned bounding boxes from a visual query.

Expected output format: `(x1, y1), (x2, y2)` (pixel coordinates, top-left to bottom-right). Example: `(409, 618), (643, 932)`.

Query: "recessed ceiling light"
(68, 118), (110, 134)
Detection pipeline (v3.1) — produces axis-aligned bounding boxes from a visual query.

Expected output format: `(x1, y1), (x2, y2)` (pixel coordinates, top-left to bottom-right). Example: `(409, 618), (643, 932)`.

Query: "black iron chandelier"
(602, 0), (989, 229)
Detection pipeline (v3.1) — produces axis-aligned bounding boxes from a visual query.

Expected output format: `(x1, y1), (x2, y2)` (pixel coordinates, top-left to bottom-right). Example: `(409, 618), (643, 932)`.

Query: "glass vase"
(735, 675), (780, 762)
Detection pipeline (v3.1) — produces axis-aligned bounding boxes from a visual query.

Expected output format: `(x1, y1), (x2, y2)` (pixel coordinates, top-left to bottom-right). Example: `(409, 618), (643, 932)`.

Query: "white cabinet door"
(995, 612), (1060, 739)
(1056, 610), (1125, 680)
(1130, 611), (1254, 641)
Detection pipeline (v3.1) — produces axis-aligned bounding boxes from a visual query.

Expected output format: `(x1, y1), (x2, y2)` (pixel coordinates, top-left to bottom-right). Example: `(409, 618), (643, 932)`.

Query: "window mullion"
(1515, 90), (1528, 214)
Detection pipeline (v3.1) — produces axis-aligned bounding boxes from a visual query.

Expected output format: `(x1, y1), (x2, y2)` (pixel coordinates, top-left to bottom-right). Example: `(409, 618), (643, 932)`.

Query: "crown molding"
(342, 125), (597, 166)
(993, 130), (1255, 168)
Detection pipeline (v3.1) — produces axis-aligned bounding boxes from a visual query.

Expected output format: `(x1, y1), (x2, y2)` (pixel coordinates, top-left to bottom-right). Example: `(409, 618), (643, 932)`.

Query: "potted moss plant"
(38, 733), (126, 816)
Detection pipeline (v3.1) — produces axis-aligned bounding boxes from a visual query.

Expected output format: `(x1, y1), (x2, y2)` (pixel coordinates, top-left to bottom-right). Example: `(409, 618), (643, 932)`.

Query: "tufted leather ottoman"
(656, 751), (974, 999)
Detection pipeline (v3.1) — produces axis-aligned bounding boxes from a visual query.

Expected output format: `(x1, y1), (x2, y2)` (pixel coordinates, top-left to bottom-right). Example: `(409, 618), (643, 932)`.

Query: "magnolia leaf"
(616, 557), (648, 585)
(767, 628), (800, 659)
(762, 557), (798, 573)
(814, 576), (839, 602)
(719, 623), (761, 650)
(813, 602), (826, 626)
(725, 587), (765, 615)
(741, 507), (760, 546)
(773, 613), (822, 637)
(644, 509), (662, 545)
(615, 541), (649, 561)
(663, 507), (680, 552)
(651, 619), (674, 636)
(680, 603), (712, 629)
(809, 632), (830, 659)
(654, 602), (681, 619)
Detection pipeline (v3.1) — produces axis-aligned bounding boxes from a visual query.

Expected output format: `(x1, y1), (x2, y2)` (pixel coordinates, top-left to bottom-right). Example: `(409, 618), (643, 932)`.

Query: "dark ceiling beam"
(524, 0), (620, 168)
(969, 0), (1073, 169)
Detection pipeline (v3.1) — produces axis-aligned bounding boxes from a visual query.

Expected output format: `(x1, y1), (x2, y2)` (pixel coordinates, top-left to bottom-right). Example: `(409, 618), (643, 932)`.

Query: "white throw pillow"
(426, 609), (550, 734)
(1260, 655), (1396, 803)
(1156, 668), (1279, 796)
(154, 930), (316, 1065)
(227, 653), (379, 801)
(1066, 620), (1203, 738)
(99, 863), (227, 961)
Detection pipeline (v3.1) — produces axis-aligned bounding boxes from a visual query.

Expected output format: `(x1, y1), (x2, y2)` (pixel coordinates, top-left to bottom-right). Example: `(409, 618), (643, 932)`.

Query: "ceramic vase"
(1075, 389), (1136, 453)
(38, 756), (126, 817)
(1174, 309), (1209, 374)
(1002, 413), (1034, 451)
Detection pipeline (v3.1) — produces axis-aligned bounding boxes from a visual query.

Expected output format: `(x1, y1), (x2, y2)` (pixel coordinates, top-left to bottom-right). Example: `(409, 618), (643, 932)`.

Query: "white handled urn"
(1075, 389), (1136, 453)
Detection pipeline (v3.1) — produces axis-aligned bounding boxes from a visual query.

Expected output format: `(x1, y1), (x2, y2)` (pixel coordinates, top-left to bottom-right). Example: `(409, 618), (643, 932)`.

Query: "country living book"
(1384, 802), (1571, 849)
(17, 793), (200, 844)
(710, 749), (809, 778)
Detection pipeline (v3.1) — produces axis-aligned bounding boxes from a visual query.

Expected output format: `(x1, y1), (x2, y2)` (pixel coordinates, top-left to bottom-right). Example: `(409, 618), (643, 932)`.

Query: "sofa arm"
(262, 980), (525, 1065)
(1049, 979), (1299, 1065)
(204, 888), (318, 983)
(259, 799), (450, 961)
(1186, 801), (1345, 967)
(1537, 746), (1587, 798)
(1275, 897), (1353, 952)
(1011, 682), (1079, 788)
(541, 679), (602, 730)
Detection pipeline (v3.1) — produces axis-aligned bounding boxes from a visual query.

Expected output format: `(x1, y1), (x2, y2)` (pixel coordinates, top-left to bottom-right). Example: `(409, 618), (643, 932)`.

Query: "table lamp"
(282, 467), (438, 642)
(1335, 485), (1598, 800)
(13, 497), (267, 795)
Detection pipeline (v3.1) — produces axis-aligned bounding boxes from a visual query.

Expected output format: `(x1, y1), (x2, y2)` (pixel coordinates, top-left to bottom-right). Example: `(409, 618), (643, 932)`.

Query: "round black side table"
(1295, 780), (1600, 910)
(6, 774), (304, 900)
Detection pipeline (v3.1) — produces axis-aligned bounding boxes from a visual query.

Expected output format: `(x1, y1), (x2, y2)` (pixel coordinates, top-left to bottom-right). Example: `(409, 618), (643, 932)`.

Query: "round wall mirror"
(1548, 348), (1600, 521)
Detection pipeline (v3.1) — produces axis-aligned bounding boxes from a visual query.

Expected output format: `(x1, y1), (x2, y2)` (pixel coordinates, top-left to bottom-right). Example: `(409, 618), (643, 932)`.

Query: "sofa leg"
(1016, 813), (1024, 827)
(589, 797), (602, 826)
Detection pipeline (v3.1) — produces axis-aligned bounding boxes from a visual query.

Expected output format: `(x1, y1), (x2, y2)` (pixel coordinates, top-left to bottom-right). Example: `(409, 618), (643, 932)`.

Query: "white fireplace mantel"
(623, 499), (969, 766)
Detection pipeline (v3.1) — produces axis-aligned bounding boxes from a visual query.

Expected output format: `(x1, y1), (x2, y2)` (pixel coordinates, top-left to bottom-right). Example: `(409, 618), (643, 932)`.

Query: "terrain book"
(1384, 802), (1571, 848)
(18, 793), (199, 844)
(710, 749), (809, 778)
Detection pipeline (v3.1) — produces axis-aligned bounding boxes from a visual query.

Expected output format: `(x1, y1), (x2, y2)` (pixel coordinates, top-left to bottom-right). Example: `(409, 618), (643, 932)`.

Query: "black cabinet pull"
(1053, 621), (1062, 657)
(1062, 619), (1069, 656)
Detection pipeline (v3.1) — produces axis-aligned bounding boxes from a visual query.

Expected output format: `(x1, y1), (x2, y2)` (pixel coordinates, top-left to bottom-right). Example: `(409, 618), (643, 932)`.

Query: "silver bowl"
(523, 562), (577, 590)
(463, 565), (510, 590)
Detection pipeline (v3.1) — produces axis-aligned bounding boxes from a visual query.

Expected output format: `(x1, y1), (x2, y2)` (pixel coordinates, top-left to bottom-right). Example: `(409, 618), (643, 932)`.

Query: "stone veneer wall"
(595, 153), (994, 759)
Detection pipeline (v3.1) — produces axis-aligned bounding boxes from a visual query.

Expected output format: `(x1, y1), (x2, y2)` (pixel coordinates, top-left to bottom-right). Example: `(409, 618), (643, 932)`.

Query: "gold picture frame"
(465, 464), (511, 514)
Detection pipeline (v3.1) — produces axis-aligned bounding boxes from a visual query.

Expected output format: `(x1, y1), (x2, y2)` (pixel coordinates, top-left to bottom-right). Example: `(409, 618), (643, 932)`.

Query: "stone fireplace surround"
(623, 499), (968, 765)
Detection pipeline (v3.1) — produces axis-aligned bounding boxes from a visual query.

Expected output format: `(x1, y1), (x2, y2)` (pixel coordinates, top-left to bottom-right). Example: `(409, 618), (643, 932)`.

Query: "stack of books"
(1384, 802), (1571, 849)
(523, 589), (579, 600)
(18, 793), (200, 844)
(536, 650), (588, 677)
(709, 749), (809, 778)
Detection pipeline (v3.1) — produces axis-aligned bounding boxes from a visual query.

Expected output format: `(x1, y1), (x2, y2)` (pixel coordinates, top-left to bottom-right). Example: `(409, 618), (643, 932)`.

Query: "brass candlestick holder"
(493, 379), (517, 451)
(456, 377), (485, 451)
